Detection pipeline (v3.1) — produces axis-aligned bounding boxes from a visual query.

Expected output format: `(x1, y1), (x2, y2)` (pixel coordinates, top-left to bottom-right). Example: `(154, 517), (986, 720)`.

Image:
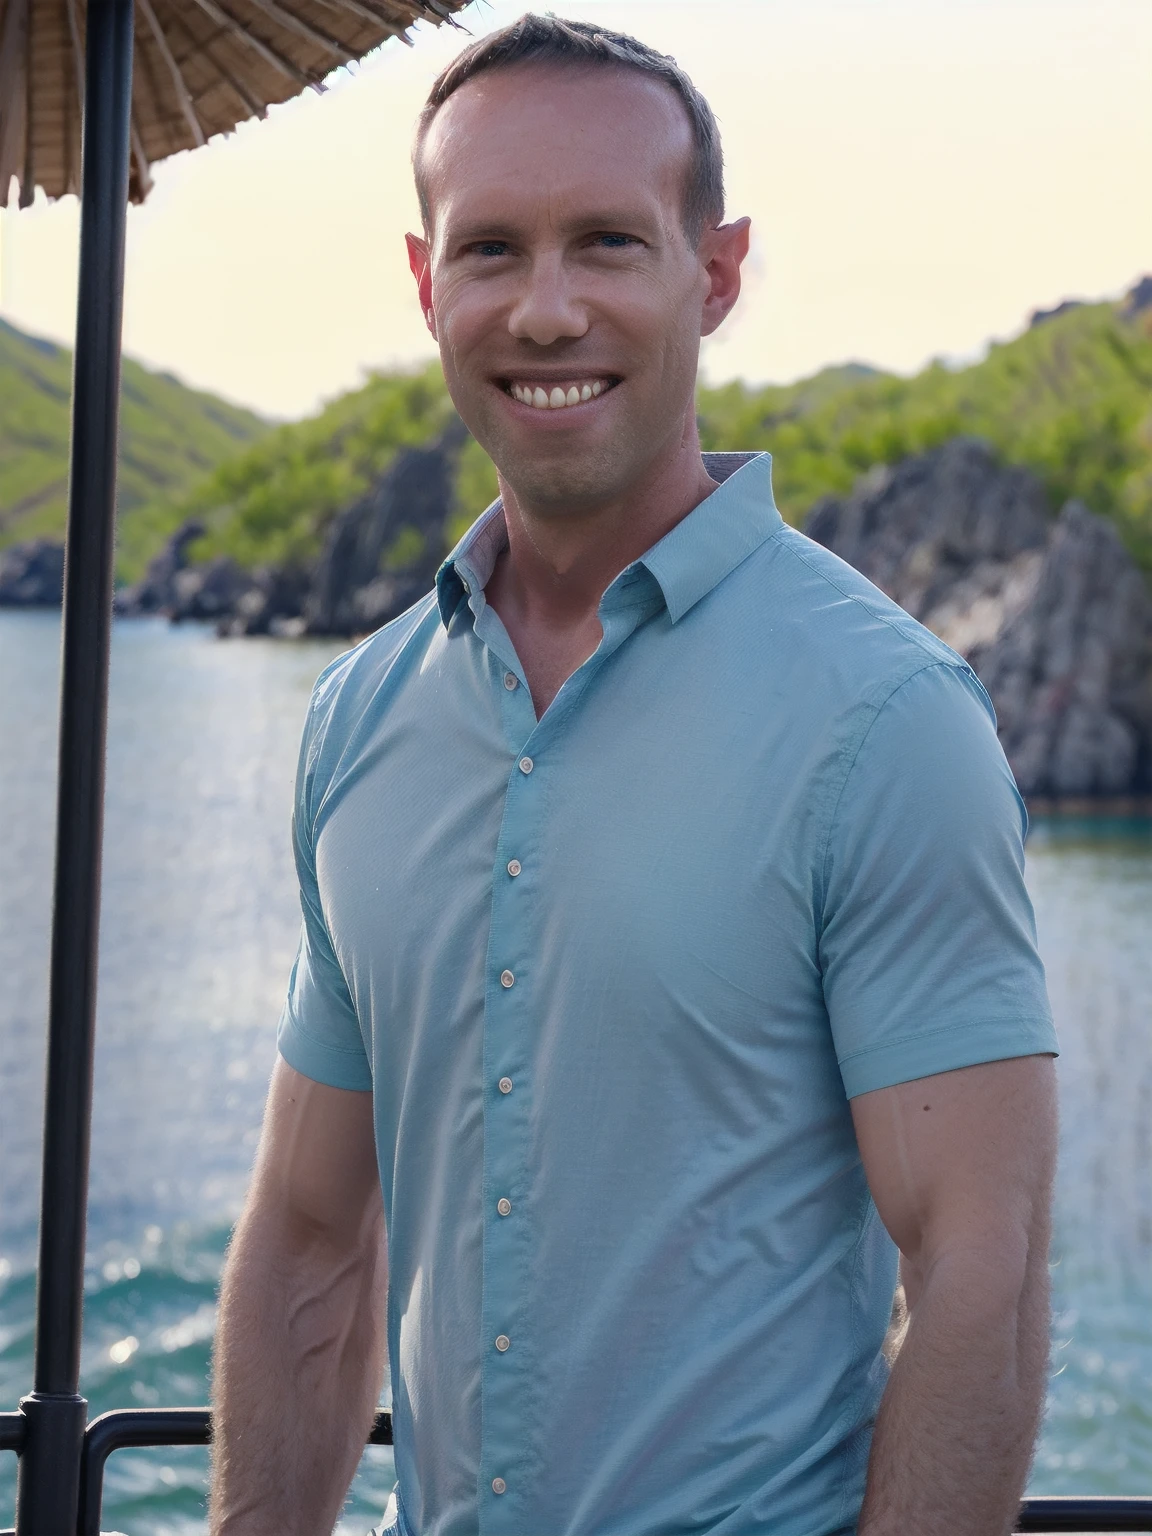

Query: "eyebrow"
(446, 210), (663, 248)
(447, 222), (522, 247)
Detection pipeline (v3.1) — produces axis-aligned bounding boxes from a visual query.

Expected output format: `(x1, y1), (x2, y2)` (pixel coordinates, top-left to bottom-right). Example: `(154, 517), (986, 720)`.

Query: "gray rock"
(115, 519), (205, 615)
(303, 416), (468, 637)
(215, 565), (311, 638)
(169, 555), (251, 623)
(805, 439), (1051, 650)
(805, 439), (1152, 797)
(1121, 275), (1152, 318)
(972, 502), (1152, 797)
(0, 539), (65, 605)
(1028, 298), (1085, 329)
(128, 418), (468, 639)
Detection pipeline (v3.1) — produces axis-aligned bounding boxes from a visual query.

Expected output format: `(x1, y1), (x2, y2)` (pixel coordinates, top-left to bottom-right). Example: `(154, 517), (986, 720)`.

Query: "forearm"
(858, 1239), (1050, 1536)
(210, 1204), (387, 1536)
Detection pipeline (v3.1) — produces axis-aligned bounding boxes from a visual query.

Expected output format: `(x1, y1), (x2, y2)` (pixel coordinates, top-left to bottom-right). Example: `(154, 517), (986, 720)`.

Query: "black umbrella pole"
(14, 1), (134, 1531)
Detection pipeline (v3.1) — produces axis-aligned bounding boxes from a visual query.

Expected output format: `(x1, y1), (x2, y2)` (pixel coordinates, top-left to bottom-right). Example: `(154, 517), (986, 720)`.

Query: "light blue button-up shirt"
(278, 452), (1056, 1536)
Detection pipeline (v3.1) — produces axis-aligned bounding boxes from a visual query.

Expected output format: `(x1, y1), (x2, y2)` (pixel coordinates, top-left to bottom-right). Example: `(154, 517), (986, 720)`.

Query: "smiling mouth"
(502, 377), (620, 410)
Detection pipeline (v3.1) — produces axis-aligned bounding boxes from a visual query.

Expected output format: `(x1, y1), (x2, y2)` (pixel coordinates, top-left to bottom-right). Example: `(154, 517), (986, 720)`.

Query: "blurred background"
(1, 0), (1151, 1530)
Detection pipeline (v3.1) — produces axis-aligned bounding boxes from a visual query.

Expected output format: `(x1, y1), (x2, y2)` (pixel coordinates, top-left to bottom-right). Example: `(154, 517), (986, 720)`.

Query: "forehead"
(420, 63), (693, 235)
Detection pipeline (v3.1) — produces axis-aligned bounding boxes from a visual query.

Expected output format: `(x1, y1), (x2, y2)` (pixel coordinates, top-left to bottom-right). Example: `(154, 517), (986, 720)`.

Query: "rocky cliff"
(9, 430), (1152, 802)
(0, 539), (65, 605)
(805, 438), (1152, 799)
(299, 417), (468, 637)
(113, 419), (468, 637)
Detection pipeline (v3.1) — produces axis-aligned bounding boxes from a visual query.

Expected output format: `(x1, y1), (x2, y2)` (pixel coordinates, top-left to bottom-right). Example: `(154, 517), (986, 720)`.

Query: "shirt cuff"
(838, 1016), (1059, 1099)
(277, 1010), (373, 1092)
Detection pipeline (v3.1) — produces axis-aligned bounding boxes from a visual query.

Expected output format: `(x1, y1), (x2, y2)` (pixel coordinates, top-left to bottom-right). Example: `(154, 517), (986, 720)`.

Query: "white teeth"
(510, 380), (612, 409)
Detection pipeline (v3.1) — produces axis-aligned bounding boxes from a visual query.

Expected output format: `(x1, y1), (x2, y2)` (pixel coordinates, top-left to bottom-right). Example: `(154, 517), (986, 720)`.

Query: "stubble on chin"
(469, 400), (660, 521)
(497, 446), (628, 519)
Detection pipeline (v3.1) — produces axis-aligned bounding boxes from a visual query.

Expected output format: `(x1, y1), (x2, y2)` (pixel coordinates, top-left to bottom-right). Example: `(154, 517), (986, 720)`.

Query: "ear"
(698, 217), (751, 338)
(406, 232), (436, 338)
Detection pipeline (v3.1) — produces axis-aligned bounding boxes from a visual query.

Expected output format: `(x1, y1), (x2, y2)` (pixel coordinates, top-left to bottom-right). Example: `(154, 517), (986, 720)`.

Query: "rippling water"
(1025, 820), (1152, 1493)
(1, 611), (1150, 1531)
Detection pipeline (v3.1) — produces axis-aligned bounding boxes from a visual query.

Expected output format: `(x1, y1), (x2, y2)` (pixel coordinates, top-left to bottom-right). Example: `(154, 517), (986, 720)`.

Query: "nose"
(507, 253), (588, 346)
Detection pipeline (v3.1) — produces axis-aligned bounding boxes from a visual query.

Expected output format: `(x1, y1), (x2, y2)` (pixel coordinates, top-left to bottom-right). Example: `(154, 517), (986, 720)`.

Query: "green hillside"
(0, 318), (269, 557)
(117, 362), (468, 582)
(134, 290), (1152, 585)
(698, 297), (1152, 570)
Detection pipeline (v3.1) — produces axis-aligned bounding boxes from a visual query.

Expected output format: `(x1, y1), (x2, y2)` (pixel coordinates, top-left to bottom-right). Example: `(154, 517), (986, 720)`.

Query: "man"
(210, 16), (1059, 1536)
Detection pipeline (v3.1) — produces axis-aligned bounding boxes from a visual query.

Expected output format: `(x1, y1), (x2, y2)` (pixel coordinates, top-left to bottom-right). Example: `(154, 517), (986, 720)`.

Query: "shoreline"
(1026, 796), (1152, 819)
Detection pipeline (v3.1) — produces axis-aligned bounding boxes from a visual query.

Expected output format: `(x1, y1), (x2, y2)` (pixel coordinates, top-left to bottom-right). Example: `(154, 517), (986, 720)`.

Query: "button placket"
(472, 582), (665, 1528)
(479, 660), (546, 1530)
(479, 629), (642, 1528)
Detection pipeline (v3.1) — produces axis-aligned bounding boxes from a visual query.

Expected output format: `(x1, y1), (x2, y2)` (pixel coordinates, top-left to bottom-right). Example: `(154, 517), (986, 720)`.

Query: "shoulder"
(766, 522), (973, 694)
(716, 521), (998, 763)
(299, 589), (443, 784)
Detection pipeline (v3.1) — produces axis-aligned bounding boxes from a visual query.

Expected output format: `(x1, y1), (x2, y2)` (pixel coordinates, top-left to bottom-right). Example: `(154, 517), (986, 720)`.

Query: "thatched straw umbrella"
(0, 0), (464, 206)
(0, 5), (470, 1533)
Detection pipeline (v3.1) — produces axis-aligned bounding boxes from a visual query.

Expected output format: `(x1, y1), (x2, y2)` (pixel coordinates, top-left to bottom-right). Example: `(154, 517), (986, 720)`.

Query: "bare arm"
(852, 1054), (1057, 1536)
(210, 1059), (386, 1536)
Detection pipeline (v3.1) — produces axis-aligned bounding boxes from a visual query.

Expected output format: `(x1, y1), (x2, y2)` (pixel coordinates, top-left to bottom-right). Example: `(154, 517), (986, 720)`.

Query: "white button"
(518, 756), (533, 774)
(500, 969), (515, 988)
(497, 1197), (512, 1216)
(504, 672), (518, 690)
(498, 1076), (513, 1094)
(492, 1477), (507, 1495)
(495, 1334), (511, 1352)
(507, 859), (522, 877)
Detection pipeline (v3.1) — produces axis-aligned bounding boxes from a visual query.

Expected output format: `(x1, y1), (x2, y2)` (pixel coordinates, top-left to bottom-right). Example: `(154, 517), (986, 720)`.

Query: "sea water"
(1, 611), (1149, 1532)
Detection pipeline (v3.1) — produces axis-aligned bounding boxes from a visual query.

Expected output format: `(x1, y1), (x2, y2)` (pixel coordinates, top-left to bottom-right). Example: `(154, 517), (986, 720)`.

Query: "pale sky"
(1, 0), (1150, 420)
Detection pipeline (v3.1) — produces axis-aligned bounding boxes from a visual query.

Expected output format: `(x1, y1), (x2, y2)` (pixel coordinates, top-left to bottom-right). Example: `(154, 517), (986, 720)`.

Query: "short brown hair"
(413, 13), (725, 245)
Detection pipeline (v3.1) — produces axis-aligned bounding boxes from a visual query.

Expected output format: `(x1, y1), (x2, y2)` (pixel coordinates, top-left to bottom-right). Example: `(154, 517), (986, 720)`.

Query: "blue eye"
(598, 234), (634, 248)
(475, 242), (509, 258)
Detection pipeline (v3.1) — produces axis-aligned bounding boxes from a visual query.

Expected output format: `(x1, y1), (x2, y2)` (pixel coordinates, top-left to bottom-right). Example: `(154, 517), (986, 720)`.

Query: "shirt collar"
(436, 501), (508, 628)
(435, 451), (781, 630)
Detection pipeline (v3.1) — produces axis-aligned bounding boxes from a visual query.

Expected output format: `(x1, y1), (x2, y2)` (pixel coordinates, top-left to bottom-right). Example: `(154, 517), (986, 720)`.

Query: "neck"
(492, 423), (717, 628)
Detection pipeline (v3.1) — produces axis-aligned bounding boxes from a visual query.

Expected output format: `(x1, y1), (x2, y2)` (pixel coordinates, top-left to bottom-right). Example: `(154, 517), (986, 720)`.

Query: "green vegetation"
(117, 363), (458, 580)
(4, 292), (1151, 584)
(0, 318), (268, 560)
(698, 300), (1152, 571)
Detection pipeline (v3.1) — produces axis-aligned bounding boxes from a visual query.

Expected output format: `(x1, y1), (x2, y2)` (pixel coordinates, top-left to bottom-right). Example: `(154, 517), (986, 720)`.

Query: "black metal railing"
(76, 1408), (393, 1536)
(0, 1407), (394, 1536)
(4, 1403), (1152, 1534)
(1016, 1501), (1152, 1532)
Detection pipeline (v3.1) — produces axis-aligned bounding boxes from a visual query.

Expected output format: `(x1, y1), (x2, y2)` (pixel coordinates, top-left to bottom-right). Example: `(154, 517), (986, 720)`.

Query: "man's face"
(410, 64), (724, 515)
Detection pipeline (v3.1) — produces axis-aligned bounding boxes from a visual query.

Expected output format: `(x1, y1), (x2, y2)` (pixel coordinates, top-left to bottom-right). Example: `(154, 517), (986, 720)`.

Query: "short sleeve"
(276, 692), (373, 1092)
(820, 661), (1058, 1099)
